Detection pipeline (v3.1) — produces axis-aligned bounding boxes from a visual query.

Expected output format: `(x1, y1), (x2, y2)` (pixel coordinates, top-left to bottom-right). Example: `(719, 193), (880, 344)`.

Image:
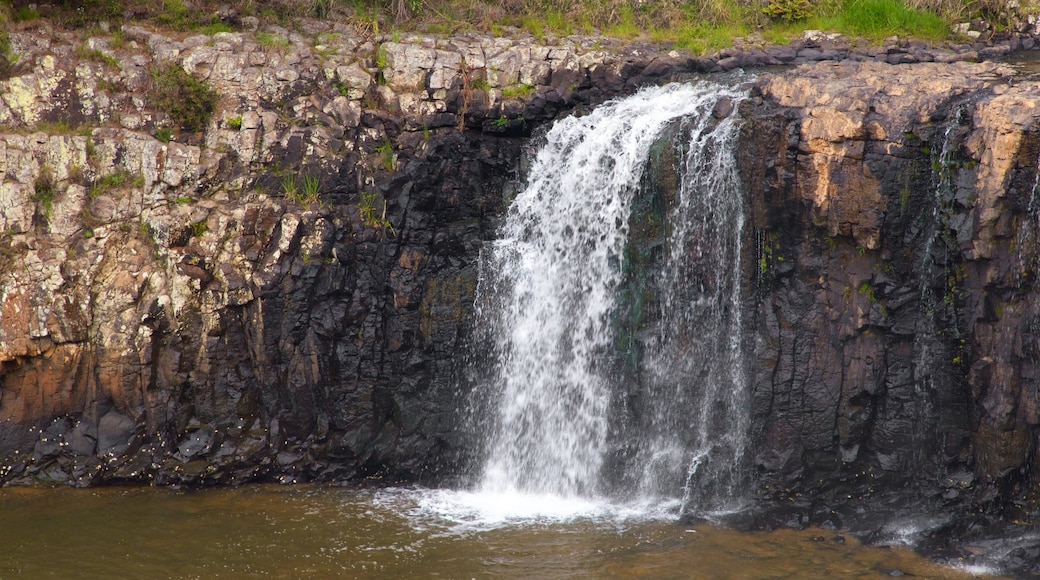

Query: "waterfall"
(469, 81), (751, 513)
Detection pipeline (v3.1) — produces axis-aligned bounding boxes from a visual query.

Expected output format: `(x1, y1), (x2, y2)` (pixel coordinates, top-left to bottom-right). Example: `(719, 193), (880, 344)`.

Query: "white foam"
(951, 562), (1000, 576)
(372, 487), (681, 534)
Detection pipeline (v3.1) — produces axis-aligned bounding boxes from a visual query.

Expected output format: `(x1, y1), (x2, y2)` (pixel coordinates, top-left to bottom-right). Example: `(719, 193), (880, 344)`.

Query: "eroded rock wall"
(744, 61), (1040, 532)
(4, 21), (1040, 547)
(0, 22), (698, 486)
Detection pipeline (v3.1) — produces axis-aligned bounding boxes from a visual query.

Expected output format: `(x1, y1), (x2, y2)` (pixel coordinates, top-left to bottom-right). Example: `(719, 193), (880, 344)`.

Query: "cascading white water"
(640, 93), (749, 514)
(471, 81), (750, 511)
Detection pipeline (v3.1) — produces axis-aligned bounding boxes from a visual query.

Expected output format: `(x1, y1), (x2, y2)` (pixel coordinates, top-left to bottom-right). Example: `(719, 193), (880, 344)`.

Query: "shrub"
(148, 62), (218, 132)
(763, 0), (813, 21)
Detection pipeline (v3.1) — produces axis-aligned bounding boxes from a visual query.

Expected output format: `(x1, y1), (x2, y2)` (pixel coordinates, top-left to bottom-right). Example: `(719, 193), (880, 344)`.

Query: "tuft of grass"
(33, 166), (57, 220)
(281, 174), (298, 198)
(297, 175), (322, 205)
(501, 84), (535, 99)
(148, 62), (218, 132)
(200, 21), (236, 34)
(605, 5), (640, 38)
(313, 0), (334, 19)
(155, 127), (173, 142)
(190, 220), (208, 237)
(153, 0), (232, 31)
(75, 45), (120, 68)
(282, 174), (321, 205)
(89, 170), (144, 198)
(816, 0), (949, 41)
(257, 32), (290, 49)
(374, 43), (388, 73)
(376, 140), (396, 171)
(359, 190), (396, 234)
(13, 5), (40, 22)
(225, 115), (243, 130)
(0, 24), (14, 80)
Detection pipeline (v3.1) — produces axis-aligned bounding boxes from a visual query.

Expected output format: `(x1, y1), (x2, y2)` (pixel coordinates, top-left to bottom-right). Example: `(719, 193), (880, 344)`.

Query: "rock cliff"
(3, 16), (1040, 574)
(744, 60), (1040, 571)
(0, 21), (696, 486)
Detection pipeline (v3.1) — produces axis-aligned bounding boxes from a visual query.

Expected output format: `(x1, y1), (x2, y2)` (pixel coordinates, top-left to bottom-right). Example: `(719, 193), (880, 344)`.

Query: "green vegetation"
(332, 0), (999, 50)
(155, 127), (173, 142)
(373, 43), (389, 84)
(359, 190), (395, 234)
(501, 84), (535, 99)
(376, 140), (396, 171)
(763, 0), (814, 22)
(154, 0), (227, 31)
(225, 115), (243, 130)
(257, 32), (290, 49)
(89, 170), (144, 199)
(808, 0), (949, 40)
(75, 45), (120, 68)
(281, 174), (322, 206)
(190, 220), (209, 237)
(13, 119), (95, 138)
(300, 174), (322, 204)
(148, 62), (218, 133)
(12, 4), (39, 22)
(33, 166), (57, 220)
(0, 0), (1018, 70)
(0, 6), (14, 80)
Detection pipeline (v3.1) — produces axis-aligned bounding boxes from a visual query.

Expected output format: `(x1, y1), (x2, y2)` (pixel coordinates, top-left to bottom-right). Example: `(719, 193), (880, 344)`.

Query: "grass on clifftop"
(0, 0), (1013, 54)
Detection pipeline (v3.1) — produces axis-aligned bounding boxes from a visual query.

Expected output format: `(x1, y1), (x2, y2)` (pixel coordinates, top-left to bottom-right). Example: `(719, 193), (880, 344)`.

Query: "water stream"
(468, 81), (751, 515)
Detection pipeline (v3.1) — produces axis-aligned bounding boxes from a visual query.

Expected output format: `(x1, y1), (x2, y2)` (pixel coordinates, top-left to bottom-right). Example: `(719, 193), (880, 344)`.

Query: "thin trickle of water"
(469, 81), (751, 512)
(910, 107), (970, 479)
(638, 100), (750, 514)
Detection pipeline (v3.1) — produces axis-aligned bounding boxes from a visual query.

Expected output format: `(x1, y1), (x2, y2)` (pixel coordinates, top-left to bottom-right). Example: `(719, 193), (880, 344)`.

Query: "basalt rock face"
(743, 61), (1040, 567)
(3, 19), (1040, 563)
(0, 23), (695, 486)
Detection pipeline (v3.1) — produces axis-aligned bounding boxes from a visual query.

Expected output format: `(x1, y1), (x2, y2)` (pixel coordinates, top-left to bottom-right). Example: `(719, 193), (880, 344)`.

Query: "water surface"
(0, 485), (1002, 579)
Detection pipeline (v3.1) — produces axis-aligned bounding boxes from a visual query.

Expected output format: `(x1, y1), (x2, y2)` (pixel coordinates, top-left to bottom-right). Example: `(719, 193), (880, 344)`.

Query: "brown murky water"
(0, 485), (1004, 579)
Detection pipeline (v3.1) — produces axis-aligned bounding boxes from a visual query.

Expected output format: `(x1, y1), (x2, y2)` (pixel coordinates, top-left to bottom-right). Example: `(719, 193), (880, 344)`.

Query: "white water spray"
(470, 81), (751, 513)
